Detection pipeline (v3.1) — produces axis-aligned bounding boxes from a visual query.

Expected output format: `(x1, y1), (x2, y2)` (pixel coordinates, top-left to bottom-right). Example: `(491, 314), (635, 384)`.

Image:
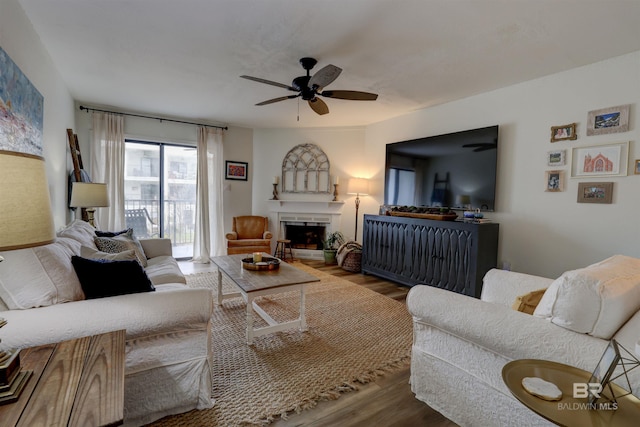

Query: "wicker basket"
(337, 241), (363, 273)
(342, 250), (362, 273)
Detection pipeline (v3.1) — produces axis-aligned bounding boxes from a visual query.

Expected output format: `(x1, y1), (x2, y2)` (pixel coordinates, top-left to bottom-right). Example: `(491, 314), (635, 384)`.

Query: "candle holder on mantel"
(271, 183), (279, 200)
(332, 184), (339, 201)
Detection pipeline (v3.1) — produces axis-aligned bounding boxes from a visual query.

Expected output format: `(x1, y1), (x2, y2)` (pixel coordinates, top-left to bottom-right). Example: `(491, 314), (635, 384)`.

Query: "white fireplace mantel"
(267, 200), (345, 214)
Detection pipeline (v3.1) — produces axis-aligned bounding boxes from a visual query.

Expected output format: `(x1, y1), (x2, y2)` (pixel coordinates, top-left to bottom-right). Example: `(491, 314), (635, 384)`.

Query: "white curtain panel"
(90, 112), (125, 231)
(193, 126), (225, 262)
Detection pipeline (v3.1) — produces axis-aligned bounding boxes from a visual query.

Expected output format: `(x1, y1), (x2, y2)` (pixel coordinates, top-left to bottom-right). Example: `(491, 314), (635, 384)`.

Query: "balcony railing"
(124, 199), (195, 258)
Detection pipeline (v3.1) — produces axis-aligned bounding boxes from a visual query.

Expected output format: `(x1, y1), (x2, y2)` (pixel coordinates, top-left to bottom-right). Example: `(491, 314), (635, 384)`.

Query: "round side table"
(502, 359), (640, 426)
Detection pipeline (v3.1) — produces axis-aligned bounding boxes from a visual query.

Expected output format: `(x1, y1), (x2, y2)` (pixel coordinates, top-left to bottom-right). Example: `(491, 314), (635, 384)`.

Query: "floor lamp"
(0, 150), (56, 404)
(347, 178), (369, 241)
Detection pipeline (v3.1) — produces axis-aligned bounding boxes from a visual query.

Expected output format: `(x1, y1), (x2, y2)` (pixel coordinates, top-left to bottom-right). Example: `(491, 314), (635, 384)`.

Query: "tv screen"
(384, 125), (498, 211)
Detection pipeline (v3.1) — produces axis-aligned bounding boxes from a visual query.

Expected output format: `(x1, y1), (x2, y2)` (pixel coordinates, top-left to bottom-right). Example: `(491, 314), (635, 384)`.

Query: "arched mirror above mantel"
(282, 143), (331, 193)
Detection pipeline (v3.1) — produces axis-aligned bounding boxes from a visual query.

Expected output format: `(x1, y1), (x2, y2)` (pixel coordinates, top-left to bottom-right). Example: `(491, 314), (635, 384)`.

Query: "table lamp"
(347, 177), (369, 240)
(69, 182), (109, 227)
(457, 194), (471, 209)
(0, 150), (56, 404)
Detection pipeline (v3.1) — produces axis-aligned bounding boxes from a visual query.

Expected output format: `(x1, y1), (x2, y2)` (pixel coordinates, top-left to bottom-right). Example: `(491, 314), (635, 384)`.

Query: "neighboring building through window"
(124, 140), (197, 258)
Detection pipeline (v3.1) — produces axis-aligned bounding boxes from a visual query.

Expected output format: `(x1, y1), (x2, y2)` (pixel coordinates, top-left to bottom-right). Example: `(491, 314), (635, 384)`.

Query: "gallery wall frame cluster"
(545, 104), (634, 204)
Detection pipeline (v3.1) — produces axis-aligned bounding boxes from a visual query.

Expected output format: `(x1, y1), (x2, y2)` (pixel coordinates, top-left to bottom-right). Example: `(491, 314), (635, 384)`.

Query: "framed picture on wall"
(545, 170), (565, 192)
(550, 123), (577, 142)
(577, 182), (613, 204)
(547, 149), (566, 167)
(571, 141), (629, 177)
(586, 104), (630, 136)
(225, 161), (248, 181)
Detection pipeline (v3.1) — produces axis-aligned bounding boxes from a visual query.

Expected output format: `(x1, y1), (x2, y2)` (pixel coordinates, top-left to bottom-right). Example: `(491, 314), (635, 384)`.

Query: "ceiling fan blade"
(240, 75), (296, 91)
(255, 95), (299, 106)
(320, 90), (378, 101)
(308, 65), (342, 90)
(462, 142), (498, 151)
(473, 146), (495, 152)
(308, 98), (329, 115)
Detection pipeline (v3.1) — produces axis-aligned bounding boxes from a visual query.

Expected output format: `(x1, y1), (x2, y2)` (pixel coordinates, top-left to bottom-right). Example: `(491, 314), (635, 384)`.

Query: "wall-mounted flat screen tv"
(384, 125), (498, 211)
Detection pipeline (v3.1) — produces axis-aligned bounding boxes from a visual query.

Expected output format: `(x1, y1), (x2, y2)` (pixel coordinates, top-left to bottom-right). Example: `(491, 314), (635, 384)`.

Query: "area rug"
(149, 263), (412, 426)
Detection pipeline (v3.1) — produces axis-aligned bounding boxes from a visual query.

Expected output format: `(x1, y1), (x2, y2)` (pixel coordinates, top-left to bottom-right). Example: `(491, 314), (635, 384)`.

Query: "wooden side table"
(503, 359), (640, 427)
(0, 330), (126, 427)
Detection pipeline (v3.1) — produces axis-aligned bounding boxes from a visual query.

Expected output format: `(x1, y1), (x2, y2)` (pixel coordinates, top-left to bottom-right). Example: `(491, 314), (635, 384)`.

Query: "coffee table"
(503, 359), (640, 426)
(211, 253), (320, 344)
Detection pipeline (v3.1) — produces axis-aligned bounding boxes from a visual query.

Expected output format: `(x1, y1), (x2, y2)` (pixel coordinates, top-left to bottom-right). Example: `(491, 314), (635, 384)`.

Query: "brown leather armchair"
(225, 216), (273, 255)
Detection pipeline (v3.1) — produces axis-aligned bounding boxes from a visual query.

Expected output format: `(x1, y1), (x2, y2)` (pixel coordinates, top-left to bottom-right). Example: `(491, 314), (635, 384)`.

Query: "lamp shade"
(457, 194), (471, 206)
(347, 178), (369, 196)
(70, 182), (109, 208)
(0, 150), (55, 251)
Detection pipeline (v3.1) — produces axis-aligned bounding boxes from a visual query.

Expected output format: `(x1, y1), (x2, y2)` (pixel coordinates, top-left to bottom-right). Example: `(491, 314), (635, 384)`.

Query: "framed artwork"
(586, 104), (630, 136)
(577, 182), (613, 204)
(225, 161), (248, 181)
(634, 160), (640, 175)
(550, 123), (577, 142)
(545, 170), (565, 192)
(547, 149), (566, 167)
(571, 141), (628, 177)
(587, 340), (621, 404)
(0, 47), (44, 156)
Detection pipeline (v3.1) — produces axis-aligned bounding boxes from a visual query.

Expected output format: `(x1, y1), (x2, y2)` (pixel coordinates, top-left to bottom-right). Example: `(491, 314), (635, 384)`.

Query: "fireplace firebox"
(284, 224), (326, 250)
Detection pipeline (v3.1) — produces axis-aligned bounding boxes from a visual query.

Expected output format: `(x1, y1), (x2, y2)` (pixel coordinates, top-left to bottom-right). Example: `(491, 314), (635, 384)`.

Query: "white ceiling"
(18, 0), (640, 129)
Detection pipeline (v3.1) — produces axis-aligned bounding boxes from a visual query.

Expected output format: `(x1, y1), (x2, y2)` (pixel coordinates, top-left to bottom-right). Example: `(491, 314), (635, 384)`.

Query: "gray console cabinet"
(362, 214), (499, 298)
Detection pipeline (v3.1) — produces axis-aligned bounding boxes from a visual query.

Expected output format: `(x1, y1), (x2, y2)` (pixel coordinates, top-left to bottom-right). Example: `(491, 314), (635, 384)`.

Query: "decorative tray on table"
(241, 256), (281, 271)
(387, 206), (458, 221)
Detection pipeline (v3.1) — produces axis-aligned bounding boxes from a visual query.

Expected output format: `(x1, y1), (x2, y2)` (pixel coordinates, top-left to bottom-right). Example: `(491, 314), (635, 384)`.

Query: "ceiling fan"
(240, 57), (378, 115)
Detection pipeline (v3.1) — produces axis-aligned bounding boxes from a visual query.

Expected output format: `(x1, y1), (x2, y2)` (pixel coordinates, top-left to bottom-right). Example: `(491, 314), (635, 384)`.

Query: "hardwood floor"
(269, 259), (457, 427)
(178, 258), (457, 427)
(298, 259), (411, 302)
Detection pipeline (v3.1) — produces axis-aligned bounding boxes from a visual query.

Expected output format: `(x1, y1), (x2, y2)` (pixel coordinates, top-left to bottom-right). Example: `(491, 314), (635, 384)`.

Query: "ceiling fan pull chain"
(297, 97), (300, 122)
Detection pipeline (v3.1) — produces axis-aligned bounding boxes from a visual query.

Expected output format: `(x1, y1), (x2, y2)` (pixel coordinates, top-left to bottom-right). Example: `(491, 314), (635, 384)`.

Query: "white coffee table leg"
(246, 294), (254, 345)
(216, 269), (223, 305)
(300, 284), (307, 331)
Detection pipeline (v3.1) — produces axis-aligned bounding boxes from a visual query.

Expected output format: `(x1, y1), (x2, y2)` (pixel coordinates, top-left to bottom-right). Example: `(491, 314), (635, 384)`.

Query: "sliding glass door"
(124, 140), (197, 259)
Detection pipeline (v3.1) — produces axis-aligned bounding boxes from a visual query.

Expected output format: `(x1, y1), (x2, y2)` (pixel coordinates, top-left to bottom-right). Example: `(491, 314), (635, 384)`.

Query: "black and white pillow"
(94, 229), (148, 267)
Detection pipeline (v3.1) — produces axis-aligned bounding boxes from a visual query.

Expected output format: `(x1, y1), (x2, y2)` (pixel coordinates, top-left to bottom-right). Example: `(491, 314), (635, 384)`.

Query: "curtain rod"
(79, 105), (228, 130)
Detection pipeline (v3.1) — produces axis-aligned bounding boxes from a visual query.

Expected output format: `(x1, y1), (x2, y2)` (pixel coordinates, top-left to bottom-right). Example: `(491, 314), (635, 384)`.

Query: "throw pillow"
(94, 229), (148, 267)
(71, 256), (155, 299)
(533, 255), (640, 339)
(95, 228), (132, 237)
(0, 237), (86, 309)
(80, 245), (137, 261)
(56, 219), (98, 249)
(512, 289), (547, 315)
(0, 237), (85, 309)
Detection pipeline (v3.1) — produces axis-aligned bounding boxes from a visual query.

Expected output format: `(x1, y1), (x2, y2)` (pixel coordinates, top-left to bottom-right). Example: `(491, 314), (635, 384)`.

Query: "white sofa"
(407, 257), (640, 427)
(0, 220), (213, 426)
